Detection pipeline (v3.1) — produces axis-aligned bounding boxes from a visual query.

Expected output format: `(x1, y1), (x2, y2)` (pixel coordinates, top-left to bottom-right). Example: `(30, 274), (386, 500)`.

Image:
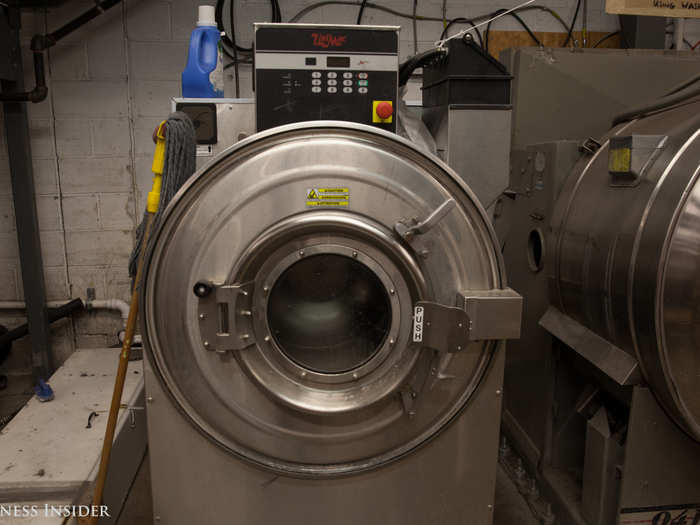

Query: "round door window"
(267, 254), (391, 373)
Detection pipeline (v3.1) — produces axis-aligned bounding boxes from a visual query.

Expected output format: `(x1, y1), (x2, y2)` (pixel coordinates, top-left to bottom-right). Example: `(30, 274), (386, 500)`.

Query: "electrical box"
(254, 23), (399, 132)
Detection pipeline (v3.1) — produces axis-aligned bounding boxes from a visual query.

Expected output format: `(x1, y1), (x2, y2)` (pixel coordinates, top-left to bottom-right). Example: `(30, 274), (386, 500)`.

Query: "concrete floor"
(116, 453), (539, 525)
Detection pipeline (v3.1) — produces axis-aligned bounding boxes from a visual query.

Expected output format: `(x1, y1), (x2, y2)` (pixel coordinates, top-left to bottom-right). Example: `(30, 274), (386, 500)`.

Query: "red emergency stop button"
(376, 101), (393, 120)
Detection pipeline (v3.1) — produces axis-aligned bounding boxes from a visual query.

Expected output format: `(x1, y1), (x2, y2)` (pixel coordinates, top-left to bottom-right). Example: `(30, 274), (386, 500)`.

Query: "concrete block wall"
(0, 0), (698, 377)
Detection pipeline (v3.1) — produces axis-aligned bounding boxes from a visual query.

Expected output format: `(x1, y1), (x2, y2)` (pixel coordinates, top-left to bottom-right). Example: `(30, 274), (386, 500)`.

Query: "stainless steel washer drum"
(140, 122), (509, 477)
(550, 99), (700, 441)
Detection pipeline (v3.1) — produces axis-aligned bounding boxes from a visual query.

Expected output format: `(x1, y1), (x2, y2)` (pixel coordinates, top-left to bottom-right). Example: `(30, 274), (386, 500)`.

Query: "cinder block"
(73, 308), (122, 336)
(43, 267), (69, 301)
(52, 80), (129, 118)
(126, 0), (171, 41)
(50, 43), (89, 81)
(99, 192), (135, 230)
(105, 266), (132, 303)
(131, 80), (181, 118)
(129, 41), (188, 81)
(133, 117), (164, 156)
(39, 230), (67, 267)
(86, 19), (127, 80)
(59, 157), (133, 194)
(171, 0), (203, 41)
(91, 119), (131, 156)
(68, 266), (107, 299)
(33, 159), (59, 195)
(61, 194), (99, 231)
(29, 119), (56, 158)
(0, 233), (19, 262)
(51, 322), (76, 368)
(0, 265), (19, 301)
(16, 265), (68, 301)
(65, 229), (132, 267)
(55, 119), (92, 158)
(35, 194), (61, 231)
(0, 195), (14, 233)
(75, 334), (111, 349)
(0, 157), (57, 196)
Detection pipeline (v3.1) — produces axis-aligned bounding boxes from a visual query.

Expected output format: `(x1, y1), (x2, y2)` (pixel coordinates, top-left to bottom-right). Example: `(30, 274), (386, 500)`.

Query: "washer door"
(141, 122), (513, 477)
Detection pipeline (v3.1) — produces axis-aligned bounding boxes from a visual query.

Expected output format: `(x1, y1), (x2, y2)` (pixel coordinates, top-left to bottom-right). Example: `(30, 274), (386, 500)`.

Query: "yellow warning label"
(609, 147), (631, 173)
(306, 187), (350, 207)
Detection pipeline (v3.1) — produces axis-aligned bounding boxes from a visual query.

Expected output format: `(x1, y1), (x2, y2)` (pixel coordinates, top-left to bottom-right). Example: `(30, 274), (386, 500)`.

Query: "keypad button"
(358, 79), (368, 87)
(327, 72), (337, 78)
(358, 72), (368, 79)
(312, 79), (321, 86)
(343, 79), (353, 86)
(343, 87), (353, 93)
(327, 86), (338, 93)
(358, 87), (368, 94)
(311, 71), (321, 78)
(343, 72), (353, 79)
(311, 86), (322, 93)
(327, 79), (337, 86)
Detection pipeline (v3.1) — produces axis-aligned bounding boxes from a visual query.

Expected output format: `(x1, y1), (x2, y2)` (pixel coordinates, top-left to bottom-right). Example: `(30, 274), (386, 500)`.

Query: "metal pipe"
(86, 299), (130, 326)
(0, 298), (129, 322)
(674, 18), (686, 51)
(0, 299), (84, 349)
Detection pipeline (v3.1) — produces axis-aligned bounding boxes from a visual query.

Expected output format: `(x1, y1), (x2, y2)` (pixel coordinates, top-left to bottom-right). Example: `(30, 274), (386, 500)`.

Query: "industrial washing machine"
(495, 49), (700, 525)
(140, 121), (522, 524)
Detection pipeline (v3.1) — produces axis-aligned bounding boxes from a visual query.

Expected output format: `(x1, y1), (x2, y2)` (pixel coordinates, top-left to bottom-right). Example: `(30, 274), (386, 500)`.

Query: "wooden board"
(606, 0), (700, 18)
(486, 30), (623, 60)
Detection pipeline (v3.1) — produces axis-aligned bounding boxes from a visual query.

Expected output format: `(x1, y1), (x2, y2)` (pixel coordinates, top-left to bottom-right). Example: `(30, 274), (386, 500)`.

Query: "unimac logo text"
(311, 33), (347, 48)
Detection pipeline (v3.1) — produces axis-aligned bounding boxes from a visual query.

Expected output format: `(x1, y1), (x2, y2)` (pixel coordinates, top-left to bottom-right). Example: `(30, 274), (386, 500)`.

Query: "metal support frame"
(1, 7), (54, 381)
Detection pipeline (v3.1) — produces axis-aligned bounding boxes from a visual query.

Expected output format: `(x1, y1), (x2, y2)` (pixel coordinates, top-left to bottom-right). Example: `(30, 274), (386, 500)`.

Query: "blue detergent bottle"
(182, 5), (224, 98)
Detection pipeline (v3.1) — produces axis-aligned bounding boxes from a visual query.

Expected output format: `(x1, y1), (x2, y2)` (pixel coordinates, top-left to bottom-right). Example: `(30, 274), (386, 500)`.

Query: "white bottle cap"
(197, 5), (217, 27)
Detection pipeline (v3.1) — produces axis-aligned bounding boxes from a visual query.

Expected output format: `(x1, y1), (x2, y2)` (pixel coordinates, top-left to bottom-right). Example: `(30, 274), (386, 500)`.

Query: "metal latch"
(412, 288), (522, 353)
(395, 199), (455, 258)
(194, 280), (255, 353)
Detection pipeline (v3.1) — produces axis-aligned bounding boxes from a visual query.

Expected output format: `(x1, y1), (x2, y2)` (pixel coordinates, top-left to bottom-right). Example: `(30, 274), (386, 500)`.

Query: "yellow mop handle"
(147, 121), (167, 214)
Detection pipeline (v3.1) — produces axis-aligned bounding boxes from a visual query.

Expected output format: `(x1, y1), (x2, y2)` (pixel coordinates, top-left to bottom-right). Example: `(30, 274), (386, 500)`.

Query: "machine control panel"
(255, 24), (399, 132)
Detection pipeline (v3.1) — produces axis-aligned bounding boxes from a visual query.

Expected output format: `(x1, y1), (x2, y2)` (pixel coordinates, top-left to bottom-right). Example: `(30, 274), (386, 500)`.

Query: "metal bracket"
(579, 138), (602, 155)
(196, 280), (256, 354)
(412, 288), (522, 353)
(394, 199), (455, 258)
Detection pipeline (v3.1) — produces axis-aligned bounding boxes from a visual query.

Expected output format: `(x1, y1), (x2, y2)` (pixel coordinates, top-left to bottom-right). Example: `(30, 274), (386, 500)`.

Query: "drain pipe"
(85, 299), (130, 328)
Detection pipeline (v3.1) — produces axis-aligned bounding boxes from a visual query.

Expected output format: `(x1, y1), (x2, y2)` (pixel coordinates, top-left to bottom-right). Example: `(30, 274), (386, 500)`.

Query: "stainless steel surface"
(170, 98), (255, 169)
(141, 121), (517, 484)
(617, 387), (700, 518)
(144, 347), (506, 525)
(539, 306), (641, 386)
(550, 98), (700, 442)
(423, 107), (512, 212)
(500, 48), (700, 150)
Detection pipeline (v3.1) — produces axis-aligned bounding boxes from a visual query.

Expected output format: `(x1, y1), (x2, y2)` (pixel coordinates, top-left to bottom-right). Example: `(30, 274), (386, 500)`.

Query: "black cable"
(563, 0), (581, 47)
(412, 0), (418, 54)
(229, 0), (240, 97)
(485, 9), (542, 54)
(399, 48), (446, 86)
(440, 17), (483, 48)
(592, 30), (619, 48)
(612, 82), (700, 126)
(356, 0), (368, 23)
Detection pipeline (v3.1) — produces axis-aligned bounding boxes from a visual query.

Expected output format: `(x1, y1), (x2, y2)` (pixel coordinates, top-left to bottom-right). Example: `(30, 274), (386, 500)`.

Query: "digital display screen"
(326, 56), (350, 68)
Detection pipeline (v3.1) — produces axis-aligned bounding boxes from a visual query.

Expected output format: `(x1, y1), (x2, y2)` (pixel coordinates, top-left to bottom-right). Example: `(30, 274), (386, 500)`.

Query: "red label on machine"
(311, 33), (347, 48)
